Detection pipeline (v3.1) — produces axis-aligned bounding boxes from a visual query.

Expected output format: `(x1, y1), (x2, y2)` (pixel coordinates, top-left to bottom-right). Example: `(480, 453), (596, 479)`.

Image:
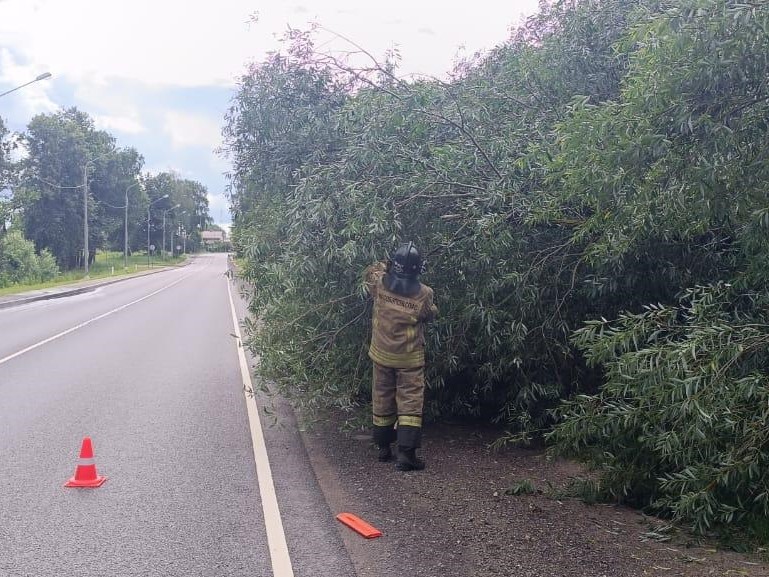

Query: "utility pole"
(83, 147), (117, 276)
(83, 166), (89, 276)
(125, 188), (128, 269)
(124, 182), (142, 269)
(162, 204), (180, 260)
(147, 194), (169, 268)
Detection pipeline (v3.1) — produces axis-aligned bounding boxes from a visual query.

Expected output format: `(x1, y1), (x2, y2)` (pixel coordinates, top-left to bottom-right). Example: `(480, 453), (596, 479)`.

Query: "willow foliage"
(225, 0), (652, 419)
(545, 0), (769, 535)
(550, 285), (769, 536)
(225, 0), (769, 534)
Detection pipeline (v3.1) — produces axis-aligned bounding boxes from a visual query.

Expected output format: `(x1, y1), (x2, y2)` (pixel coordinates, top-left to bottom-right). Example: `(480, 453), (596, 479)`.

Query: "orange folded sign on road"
(335, 512), (383, 539)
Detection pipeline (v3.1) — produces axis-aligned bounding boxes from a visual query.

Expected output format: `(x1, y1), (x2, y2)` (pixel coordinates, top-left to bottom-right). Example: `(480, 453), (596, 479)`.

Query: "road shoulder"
(300, 409), (769, 577)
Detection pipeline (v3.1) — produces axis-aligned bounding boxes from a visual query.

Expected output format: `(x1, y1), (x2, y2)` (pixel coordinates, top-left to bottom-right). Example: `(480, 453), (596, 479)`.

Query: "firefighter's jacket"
(365, 262), (438, 369)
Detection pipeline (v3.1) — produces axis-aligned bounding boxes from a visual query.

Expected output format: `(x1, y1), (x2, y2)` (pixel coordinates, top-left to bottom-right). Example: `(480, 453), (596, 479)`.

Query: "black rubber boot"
(378, 444), (394, 462)
(395, 447), (425, 471)
(373, 425), (396, 462)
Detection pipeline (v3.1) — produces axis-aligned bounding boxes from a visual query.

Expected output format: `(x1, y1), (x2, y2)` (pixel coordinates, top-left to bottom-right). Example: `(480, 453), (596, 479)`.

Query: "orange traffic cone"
(64, 436), (107, 488)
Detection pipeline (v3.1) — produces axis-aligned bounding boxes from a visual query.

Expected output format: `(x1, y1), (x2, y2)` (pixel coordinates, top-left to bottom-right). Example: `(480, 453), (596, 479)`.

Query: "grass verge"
(0, 252), (187, 297)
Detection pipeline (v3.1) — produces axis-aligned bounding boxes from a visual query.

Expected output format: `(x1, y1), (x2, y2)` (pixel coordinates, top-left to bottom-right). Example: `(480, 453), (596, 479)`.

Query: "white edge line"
(0, 274), (191, 367)
(227, 277), (295, 577)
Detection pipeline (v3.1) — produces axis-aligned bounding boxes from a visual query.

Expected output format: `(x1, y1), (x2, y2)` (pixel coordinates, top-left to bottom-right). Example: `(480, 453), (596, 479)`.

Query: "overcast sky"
(0, 0), (540, 228)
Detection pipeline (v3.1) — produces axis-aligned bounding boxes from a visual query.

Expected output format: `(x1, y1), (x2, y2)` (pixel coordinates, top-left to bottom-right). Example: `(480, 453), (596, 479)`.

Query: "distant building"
(201, 230), (226, 244)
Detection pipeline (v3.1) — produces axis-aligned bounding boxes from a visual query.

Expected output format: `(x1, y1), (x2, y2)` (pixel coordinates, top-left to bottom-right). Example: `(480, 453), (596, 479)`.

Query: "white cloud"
(94, 114), (145, 135)
(73, 81), (146, 123)
(163, 111), (222, 150)
(0, 0), (258, 88)
(0, 0), (542, 227)
(0, 48), (57, 116)
(207, 192), (231, 227)
(0, 0), (539, 89)
(209, 153), (231, 179)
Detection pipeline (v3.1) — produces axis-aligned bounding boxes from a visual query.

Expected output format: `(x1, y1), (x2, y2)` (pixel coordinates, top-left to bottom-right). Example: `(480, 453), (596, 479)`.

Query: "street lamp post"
(124, 181), (142, 269)
(0, 72), (52, 98)
(163, 204), (180, 260)
(147, 195), (169, 268)
(177, 211), (187, 257)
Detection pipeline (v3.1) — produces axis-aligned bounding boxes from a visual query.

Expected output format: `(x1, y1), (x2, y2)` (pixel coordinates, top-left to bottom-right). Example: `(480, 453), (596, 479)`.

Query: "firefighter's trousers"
(371, 362), (424, 449)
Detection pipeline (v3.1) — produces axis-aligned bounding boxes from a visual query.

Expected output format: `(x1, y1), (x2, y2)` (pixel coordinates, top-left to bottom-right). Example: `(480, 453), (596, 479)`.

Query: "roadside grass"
(0, 251), (187, 297)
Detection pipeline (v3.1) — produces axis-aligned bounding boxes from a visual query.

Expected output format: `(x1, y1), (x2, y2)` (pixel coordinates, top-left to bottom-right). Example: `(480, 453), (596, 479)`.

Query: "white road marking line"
(0, 274), (191, 367)
(227, 277), (295, 577)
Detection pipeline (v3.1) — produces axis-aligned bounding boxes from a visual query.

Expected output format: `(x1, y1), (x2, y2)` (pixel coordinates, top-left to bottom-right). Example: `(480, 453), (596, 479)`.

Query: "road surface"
(0, 253), (356, 577)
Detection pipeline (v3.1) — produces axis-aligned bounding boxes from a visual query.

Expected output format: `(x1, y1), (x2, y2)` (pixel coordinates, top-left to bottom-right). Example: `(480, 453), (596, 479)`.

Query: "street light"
(177, 210), (188, 256)
(163, 204), (180, 260)
(124, 181), (142, 269)
(147, 194), (169, 268)
(83, 146), (116, 277)
(0, 72), (52, 98)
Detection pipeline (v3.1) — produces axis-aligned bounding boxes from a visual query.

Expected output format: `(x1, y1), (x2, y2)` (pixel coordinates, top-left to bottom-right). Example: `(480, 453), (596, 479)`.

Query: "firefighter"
(364, 242), (438, 471)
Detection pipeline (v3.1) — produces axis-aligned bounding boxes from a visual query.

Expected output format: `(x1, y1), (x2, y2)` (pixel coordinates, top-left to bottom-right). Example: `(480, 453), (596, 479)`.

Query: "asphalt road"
(0, 253), (356, 577)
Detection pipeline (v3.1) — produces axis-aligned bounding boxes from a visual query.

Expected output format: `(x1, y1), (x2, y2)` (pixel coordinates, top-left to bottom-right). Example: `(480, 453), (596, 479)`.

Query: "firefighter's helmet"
(383, 242), (424, 296)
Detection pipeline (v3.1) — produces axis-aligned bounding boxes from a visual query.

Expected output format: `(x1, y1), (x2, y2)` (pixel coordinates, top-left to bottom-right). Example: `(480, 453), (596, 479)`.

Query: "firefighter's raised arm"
(423, 290), (438, 323)
(364, 260), (389, 294)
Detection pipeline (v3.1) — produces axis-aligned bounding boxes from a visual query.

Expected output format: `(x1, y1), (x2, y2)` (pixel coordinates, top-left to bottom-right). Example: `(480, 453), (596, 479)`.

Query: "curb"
(0, 285), (97, 310)
(0, 265), (183, 310)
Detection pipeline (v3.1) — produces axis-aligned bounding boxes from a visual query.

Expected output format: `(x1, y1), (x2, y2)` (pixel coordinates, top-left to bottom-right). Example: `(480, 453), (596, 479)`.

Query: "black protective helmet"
(383, 242), (424, 296)
(391, 242), (423, 278)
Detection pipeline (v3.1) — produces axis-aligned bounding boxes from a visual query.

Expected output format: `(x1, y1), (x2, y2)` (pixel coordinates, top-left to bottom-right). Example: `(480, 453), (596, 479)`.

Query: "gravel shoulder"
(299, 410), (769, 577)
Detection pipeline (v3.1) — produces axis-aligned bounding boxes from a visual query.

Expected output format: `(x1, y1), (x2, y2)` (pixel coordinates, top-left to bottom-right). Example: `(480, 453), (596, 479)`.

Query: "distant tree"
(18, 108), (130, 269)
(141, 172), (209, 254)
(0, 117), (18, 234)
(89, 147), (144, 255)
